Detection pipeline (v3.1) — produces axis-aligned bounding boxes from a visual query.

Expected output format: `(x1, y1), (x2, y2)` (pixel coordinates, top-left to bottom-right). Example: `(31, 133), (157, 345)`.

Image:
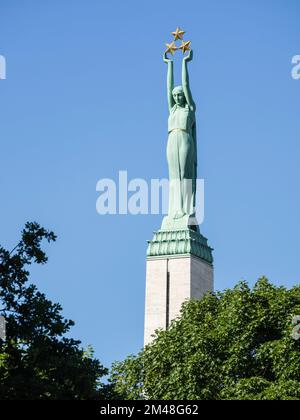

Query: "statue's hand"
(183, 49), (193, 62)
(163, 52), (173, 64)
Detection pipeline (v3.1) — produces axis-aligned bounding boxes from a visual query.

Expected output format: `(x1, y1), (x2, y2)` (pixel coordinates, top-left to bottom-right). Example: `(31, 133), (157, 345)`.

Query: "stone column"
(144, 229), (213, 346)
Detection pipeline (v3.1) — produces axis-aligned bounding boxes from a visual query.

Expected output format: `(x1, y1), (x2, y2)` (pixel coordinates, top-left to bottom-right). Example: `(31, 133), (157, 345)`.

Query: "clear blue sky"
(0, 0), (299, 368)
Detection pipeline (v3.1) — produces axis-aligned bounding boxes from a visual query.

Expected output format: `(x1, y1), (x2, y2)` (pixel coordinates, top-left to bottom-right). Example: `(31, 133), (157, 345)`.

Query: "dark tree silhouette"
(0, 222), (108, 400)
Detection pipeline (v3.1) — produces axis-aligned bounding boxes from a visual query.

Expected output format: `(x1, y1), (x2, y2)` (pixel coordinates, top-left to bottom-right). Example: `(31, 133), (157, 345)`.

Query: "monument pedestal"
(144, 229), (213, 346)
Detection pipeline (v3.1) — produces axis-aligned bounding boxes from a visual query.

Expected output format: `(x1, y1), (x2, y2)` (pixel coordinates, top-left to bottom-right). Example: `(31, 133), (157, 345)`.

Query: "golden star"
(179, 40), (191, 54)
(172, 27), (185, 41)
(165, 41), (178, 56)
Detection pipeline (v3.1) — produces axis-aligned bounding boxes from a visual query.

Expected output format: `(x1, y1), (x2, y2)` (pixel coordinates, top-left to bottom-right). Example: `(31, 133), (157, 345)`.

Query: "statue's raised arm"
(182, 49), (196, 112)
(163, 52), (175, 112)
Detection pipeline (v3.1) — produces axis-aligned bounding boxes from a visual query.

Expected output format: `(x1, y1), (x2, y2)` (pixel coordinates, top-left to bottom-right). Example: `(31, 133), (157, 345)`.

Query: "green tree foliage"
(110, 279), (300, 400)
(0, 222), (108, 400)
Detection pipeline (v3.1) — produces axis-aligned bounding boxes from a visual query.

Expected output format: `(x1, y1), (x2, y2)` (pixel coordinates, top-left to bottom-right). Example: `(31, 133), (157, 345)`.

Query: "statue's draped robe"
(167, 104), (197, 219)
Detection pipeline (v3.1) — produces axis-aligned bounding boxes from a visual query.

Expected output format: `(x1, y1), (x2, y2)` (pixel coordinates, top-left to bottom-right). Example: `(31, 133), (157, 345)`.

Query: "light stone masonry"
(144, 255), (213, 346)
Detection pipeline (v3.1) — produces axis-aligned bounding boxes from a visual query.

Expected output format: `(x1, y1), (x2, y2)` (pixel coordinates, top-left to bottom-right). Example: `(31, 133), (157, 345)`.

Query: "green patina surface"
(146, 48), (213, 265)
(147, 228), (213, 265)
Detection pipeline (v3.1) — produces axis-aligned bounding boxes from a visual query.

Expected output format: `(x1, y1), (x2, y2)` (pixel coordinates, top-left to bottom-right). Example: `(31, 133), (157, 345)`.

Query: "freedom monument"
(144, 28), (214, 345)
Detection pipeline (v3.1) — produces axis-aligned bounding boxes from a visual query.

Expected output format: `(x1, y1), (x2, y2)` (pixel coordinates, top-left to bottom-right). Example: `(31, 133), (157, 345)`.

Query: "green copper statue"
(161, 49), (198, 231)
(147, 30), (213, 262)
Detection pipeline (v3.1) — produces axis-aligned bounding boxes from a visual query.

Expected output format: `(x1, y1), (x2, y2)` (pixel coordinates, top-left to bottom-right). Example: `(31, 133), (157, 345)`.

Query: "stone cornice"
(147, 229), (213, 265)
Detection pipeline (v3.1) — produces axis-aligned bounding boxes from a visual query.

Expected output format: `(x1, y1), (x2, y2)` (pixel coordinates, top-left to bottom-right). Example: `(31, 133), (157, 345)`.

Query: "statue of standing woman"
(161, 49), (198, 231)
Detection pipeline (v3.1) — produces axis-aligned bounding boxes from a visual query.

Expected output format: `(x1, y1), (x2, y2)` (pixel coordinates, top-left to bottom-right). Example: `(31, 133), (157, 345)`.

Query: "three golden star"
(165, 28), (191, 56)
